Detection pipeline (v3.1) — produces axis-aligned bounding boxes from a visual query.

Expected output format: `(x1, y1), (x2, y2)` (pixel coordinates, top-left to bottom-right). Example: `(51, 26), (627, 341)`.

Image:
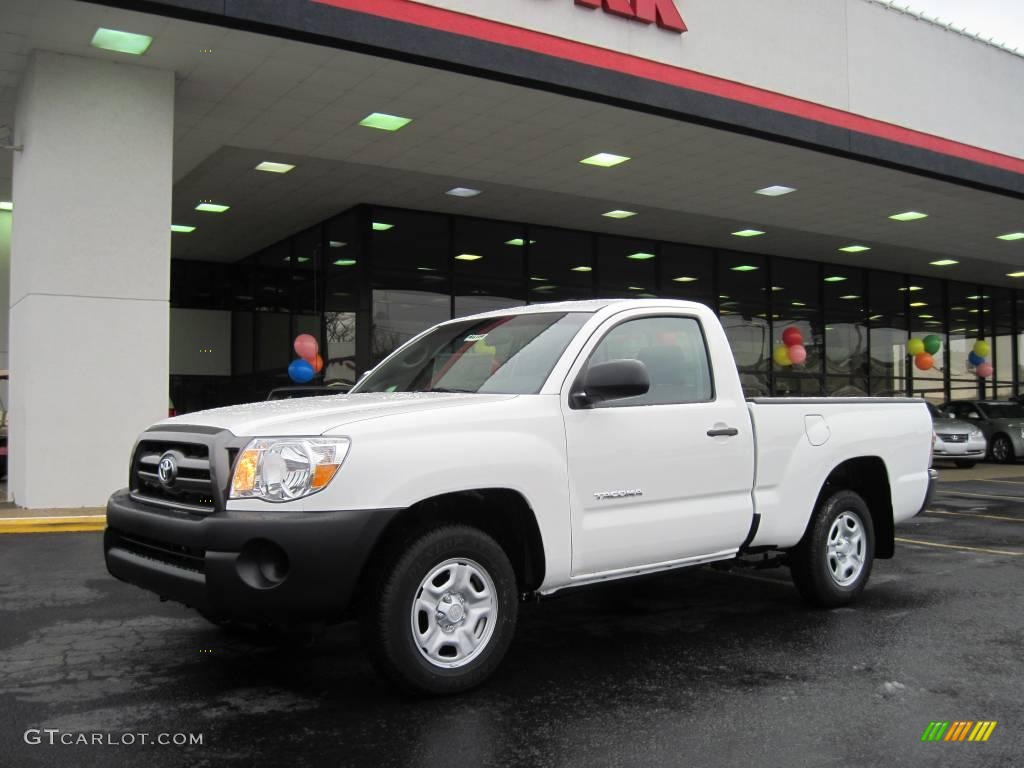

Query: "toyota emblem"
(157, 453), (178, 487)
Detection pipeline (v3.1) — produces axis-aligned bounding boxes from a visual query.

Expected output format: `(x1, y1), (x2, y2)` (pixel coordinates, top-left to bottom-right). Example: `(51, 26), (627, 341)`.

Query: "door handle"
(707, 427), (739, 437)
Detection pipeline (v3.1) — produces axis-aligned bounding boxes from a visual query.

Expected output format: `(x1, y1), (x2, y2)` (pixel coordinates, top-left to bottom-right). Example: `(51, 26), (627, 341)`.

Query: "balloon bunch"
(968, 339), (992, 379)
(906, 335), (942, 371)
(773, 327), (807, 367)
(288, 334), (324, 383)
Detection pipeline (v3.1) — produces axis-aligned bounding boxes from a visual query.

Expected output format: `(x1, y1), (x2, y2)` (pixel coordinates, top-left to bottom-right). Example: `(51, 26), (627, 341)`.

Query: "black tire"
(990, 434), (1015, 464)
(789, 490), (875, 609)
(954, 460), (976, 469)
(361, 525), (518, 696)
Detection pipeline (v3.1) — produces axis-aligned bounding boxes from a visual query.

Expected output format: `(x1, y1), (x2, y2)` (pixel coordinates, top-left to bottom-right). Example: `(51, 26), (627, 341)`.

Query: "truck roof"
(452, 298), (708, 323)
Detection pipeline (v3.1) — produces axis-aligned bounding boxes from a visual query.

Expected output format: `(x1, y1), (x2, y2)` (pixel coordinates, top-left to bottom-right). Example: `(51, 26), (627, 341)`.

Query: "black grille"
(110, 528), (206, 573)
(937, 433), (969, 443)
(132, 438), (217, 512)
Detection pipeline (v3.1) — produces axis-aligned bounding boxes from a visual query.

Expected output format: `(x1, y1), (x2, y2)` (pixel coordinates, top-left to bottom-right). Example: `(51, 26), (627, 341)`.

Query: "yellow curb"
(0, 515), (107, 534)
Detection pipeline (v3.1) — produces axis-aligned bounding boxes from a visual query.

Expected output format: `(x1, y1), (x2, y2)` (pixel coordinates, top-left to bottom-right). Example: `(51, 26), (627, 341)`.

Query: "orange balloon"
(914, 352), (934, 371)
(313, 354), (324, 373)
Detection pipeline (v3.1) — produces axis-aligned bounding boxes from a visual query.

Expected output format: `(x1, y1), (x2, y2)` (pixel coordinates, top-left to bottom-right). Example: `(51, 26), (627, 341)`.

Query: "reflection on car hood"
(932, 417), (980, 434)
(155, 392), (517, 437)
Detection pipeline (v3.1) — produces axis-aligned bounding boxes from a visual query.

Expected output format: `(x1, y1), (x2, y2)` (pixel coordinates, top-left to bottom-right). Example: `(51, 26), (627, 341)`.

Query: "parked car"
(940, 400), (1024, 463)
(927, 402), (987, 468)
(105, 299), (934, 694)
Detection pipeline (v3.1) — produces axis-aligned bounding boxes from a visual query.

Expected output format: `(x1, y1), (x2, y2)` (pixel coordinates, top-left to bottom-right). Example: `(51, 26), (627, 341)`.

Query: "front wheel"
(789, 490), (875, 608)
(361, 525), (518, 695)
(990, 435), (1015, 464)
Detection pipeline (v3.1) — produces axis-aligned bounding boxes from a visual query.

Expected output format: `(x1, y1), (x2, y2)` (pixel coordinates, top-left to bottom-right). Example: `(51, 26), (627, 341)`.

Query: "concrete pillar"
(10, 51), (173, 509)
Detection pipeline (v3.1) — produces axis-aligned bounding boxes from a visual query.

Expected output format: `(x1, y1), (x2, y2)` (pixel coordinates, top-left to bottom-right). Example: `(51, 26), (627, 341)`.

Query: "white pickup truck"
(105, 299), (935, 694)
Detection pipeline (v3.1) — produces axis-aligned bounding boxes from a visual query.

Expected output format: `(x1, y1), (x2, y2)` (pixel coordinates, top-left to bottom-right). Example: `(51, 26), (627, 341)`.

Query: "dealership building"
(2, 0), (1024, 507)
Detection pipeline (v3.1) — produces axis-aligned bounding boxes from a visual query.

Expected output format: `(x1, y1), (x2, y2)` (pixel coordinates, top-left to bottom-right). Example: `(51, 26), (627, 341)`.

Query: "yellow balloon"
(773, 344), (793, 366)
(907, 338), (925, 356)
(973, 340), (991, 358)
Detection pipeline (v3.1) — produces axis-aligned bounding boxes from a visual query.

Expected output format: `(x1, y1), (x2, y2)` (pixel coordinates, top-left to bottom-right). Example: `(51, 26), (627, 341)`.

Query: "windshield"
(979, 402), (1024, 420)
(926, 403), (943, 419)
(353, 312), (590, 395)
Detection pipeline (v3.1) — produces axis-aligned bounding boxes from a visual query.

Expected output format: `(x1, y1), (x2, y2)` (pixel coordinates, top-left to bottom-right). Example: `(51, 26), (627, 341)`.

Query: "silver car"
(940, 400), (1024, 464)
(927, 403), (986, 468)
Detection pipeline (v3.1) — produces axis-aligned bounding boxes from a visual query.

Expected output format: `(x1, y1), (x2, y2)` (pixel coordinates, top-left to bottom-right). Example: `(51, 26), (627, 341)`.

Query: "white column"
(10, 51), (174, 509)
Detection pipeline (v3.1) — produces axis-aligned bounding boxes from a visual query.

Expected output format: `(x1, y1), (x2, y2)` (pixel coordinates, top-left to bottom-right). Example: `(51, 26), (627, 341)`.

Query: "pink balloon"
(977, 362), (994, 378)
(787, 344), (807, 365)
(294, 334), (319, 362)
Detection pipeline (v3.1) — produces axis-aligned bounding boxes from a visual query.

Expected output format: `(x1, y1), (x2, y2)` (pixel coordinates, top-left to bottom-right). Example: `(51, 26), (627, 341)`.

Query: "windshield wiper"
(426, 387), (475, 393)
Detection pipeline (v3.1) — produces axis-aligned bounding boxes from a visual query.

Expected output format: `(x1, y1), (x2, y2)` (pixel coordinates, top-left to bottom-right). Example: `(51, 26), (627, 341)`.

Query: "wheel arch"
(356, 488), (547, 596)
(810, 456), (894, 559)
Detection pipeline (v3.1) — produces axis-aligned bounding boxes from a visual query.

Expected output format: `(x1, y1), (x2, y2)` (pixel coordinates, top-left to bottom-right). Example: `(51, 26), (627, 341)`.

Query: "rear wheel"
(361, 525), (518, 695)
(990, 435), (1015, 464)
(790, 490), (875, 608)
(954, 460), (976, 468)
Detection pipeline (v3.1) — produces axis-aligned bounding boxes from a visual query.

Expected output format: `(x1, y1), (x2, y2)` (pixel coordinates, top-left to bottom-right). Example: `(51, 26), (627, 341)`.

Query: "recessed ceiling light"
(254, 161), (295, 173)
(910, 302), (928, 308)
(571, 266), (593, 272)
(0, 201), (12, 211)
(839, 245), (871, 253)
(791, 301), (806, 307)
(627, 252), (656, 261)
(732, 229), (765, 238)
(359, 113), (412, 131)
(755, 185), (796, 197)
(195, 202), (229, 213)
(919, 314), (934, 319)
(603, 210), (637, 219)
(446, 187), (482, 198)
(824, 276), (847, 283)
(1008, 271), (1024, 278)
(455, 254), (483, 261)
(581, 153), (630, 168)
(296, 256), (310, 263)
(329, 240), (347, 248)
(731, 265), (759, 272)
(771, 286), (784, 291)
(372, 222), (394, 231)
(530, 276), (548, 282)
(90, 27), (153, 55)
(628, 286), (645, 291)
(840, 295), (861, 300)
(997, 232), (1024, 241)
(673, 276), (698, 283)
(869, 314), (883, 321)
(889, 211), (928, 221)
(899, 286), (924, 292)
(504, 238), (537, 247)
(930, 259), (959, 266)
(333, 259), (357, 267)
(170, 224), (195, 233)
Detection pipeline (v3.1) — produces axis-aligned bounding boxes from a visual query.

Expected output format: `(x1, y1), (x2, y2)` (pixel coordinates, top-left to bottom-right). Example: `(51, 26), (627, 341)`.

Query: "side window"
(584, 316), (713, 406)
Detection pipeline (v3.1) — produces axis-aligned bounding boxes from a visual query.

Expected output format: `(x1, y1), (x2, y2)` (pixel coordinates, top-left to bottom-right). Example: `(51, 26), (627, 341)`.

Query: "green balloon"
(923, 334), (942, 355)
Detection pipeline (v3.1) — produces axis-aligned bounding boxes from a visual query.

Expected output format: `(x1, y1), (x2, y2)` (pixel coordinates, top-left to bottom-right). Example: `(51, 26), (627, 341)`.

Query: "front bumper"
(104, 489), (399, 623)
(932, 436), (987, 459)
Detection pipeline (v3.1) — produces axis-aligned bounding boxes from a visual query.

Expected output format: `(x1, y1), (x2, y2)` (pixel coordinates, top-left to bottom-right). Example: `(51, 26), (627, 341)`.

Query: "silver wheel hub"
(411, 558), (497, 669)
(826, 511), (866, 587)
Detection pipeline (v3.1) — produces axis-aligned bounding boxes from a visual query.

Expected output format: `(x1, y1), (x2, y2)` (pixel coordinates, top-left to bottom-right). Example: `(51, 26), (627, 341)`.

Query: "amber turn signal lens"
(311, 463), (341, 490)
(232, 449), (260, 494)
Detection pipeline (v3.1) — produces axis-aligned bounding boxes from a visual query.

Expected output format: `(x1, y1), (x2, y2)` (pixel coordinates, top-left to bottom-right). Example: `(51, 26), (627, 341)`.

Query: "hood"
(931, 417), (980, 434)
(156, 392), (518, 437)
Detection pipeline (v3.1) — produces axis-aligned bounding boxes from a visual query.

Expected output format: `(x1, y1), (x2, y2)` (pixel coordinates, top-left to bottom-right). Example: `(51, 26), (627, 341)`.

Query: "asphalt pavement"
(1, 473), (1022, 768)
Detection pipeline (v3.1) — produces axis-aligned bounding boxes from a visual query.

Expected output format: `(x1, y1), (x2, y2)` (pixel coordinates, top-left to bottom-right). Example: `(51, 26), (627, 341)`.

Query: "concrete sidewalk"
(0, 487), (106, 533)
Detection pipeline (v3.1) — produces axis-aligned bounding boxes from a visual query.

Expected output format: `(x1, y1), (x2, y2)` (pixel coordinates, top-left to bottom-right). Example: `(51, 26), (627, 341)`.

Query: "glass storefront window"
(718, 251), (769, 396)
(325, 311), (357, 385)
(868, 271), (908, 396)
(822, 266), (868, 396)
(326, 211), (361, 312)
(948, 282), (982, 401)
(371, 207), (449, 274)
(371, 286), (451, 365)
(659, 244), (714, 306)
(527, 226), (593, 302)
(773, 258), (823, 396)
(907, 277), (945, 403)
(597, 236), (658, 298)
(990, 289), (1014, 399)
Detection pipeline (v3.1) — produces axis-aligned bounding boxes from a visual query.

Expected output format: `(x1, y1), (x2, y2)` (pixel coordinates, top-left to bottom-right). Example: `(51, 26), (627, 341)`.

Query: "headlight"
(971, 429), (984, 440)
(230, 438), (350, 502)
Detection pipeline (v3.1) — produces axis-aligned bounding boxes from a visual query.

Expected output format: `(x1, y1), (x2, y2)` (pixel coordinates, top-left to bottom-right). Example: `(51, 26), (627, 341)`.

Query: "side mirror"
(573, 359), (650, 408)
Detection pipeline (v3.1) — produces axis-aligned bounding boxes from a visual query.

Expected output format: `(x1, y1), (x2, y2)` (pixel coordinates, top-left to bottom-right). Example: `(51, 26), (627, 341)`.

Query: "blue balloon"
(288, 358), (315, 384)
(968, 351), (984, 367)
